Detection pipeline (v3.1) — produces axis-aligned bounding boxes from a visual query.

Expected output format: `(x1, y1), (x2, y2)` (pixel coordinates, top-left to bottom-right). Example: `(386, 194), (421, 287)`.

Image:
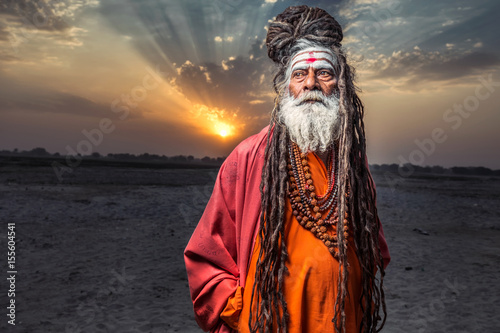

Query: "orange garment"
(222, 152), (363, 332)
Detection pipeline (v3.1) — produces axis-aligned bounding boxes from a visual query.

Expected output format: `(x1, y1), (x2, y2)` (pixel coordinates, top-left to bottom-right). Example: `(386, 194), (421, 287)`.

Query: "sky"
(0, 0), (499, 168)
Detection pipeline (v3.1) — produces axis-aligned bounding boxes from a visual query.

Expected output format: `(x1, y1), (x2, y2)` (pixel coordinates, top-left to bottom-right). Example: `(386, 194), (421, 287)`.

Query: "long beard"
(278, 90), (341, 153)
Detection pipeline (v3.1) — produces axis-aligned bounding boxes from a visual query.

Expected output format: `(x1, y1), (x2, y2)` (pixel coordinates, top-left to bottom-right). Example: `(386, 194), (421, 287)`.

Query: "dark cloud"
(99, 0), (351, 136)
(99, 0), (275, 67)
(338, 0), (500, 76)
(421, 52), (500, 80)
(173, 40), (272, 108)
(0, 53), (20, 62)
(0, 84), (144, 120)
(0, 0), (99, 55)
(97, 0), (346, 128)
(369, 48), (500, 88)
(419, 1), (500, 54)
(0, 0), (71, 32)
(0, 20), (9, 41)
(171, 39), (275, 134)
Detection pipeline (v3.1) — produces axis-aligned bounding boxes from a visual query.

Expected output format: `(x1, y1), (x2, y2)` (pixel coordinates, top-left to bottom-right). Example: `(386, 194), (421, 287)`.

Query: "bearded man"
(184, 5), (390, 333)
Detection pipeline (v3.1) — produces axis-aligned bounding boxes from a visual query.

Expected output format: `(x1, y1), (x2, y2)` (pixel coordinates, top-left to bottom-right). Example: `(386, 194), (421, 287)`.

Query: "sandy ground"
(0, 164), (499, 332)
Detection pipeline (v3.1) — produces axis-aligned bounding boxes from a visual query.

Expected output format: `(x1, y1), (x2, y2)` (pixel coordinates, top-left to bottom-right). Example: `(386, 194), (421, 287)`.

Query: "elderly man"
(184, 5), (390, 333)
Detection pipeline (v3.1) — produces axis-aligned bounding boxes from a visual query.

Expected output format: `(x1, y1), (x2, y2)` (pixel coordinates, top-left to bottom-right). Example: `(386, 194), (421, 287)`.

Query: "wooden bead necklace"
(287, 141), (349, 258)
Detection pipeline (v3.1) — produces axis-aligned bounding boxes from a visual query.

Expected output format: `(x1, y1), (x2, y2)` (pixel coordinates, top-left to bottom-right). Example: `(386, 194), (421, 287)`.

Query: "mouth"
(300, 98), (324, 105)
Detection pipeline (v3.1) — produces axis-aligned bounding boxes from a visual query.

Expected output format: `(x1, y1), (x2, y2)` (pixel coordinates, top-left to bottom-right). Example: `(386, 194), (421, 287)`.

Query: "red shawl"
(184, 126), (390, 332)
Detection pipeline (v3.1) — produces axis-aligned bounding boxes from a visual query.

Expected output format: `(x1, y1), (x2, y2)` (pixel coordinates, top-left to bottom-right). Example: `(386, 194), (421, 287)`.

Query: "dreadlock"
(249, 5), (386, 333)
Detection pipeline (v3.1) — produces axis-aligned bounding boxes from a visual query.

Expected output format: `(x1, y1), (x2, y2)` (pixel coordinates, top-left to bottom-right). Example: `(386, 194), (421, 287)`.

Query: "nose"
(304, 69), (319, 91)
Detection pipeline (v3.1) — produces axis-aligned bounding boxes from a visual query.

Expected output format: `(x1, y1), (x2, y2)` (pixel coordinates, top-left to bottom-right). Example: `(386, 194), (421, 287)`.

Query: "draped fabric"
(231, 152), (363, 332)
(184, 127), (390, 332)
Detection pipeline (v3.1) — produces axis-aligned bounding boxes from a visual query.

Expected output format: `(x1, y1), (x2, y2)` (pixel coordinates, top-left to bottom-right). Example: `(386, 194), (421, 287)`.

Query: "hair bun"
(266, 5), (343, 64)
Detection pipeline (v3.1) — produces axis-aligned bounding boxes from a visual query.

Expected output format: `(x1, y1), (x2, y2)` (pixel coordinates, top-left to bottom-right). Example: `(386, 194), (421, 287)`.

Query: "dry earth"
(0, 165), (498, 332)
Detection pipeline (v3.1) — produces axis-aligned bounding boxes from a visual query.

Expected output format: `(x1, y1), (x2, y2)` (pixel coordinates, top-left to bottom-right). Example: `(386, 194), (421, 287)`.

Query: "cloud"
(214, 35), (234, 43)
(0, 76), (142, 119)
(0, 53), (21, 62)
(52, 26), (88, 47)
(0, 0), (70, 32)
(364, 48), (500, 90)
(340, 0), (500, 71)
(408, 1), (500, 54)
(0, 0), (98, 50)
(338, 0), (403, 23)
(98, 0), (286, 74)
(442, 19), (455, 27)
(0, 20), (9, 41)
(171, 39), (274, 132)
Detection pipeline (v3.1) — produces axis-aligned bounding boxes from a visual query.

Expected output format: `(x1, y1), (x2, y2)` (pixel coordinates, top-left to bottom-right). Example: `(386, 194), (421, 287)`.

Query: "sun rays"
(189, 104), (242, 139)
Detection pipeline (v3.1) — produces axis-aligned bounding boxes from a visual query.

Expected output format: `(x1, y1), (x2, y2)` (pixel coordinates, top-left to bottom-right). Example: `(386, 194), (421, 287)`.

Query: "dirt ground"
(0, 165), (498, 332)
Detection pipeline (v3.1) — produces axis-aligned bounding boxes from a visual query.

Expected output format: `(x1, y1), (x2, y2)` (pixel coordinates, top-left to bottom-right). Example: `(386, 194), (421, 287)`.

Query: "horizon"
(2, 146), (500, 171)
(1, 1), (499, 169)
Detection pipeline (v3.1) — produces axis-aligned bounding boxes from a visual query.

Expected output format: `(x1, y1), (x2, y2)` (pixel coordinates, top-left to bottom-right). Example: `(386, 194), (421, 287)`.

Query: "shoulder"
(225, 126), (269, 165)
(216, 126), (269, 188)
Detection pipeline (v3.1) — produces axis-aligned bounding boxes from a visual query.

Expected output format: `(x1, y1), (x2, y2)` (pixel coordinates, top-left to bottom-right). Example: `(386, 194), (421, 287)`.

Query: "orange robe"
(186, 126), (389, 332)
(222, 152), (363, 332)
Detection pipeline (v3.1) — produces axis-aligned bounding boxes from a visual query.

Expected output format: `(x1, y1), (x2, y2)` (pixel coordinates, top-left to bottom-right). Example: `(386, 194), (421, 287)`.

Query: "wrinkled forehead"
(288, 46), (337, 75)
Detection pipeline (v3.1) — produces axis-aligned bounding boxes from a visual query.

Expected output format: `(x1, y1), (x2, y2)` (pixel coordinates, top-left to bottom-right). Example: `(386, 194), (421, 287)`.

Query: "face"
(280, 46), (342, 153)
(288, 66), (337, 99)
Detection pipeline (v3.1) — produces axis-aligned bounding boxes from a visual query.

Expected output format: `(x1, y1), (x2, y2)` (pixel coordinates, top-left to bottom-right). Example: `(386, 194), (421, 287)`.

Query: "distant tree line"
(0, 148), (225, 165)
(1, 148), (499, 176)
(370, 163), (500, 177)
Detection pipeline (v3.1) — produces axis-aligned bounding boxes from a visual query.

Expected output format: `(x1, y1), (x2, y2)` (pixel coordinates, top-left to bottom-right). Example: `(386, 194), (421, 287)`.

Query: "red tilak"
(306, 57), (317, 63)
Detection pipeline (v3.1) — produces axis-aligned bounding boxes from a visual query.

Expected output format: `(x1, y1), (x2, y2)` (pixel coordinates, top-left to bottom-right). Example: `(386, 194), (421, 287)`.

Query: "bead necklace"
(287, 142), (349, 258)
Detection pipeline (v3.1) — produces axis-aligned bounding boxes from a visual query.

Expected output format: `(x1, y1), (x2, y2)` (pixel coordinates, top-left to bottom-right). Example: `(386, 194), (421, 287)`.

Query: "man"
(184, 5), (390, 333)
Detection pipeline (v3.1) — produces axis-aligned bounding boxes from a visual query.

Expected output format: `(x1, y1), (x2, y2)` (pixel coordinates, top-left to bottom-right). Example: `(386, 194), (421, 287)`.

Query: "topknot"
(266, 5), (343, 64)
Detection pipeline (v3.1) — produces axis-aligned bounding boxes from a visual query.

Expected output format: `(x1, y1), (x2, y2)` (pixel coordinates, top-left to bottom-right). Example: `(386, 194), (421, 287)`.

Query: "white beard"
(278, 90), (341, 153)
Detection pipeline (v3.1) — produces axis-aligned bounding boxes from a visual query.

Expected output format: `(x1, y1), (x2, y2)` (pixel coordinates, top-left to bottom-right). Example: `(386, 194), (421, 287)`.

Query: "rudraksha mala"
(287, 141), (349, 259)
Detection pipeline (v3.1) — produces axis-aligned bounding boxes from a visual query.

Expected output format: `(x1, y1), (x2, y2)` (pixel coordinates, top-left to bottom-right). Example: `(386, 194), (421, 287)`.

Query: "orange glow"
(214, 121), (233, 138)
(190, 104), (241, 139)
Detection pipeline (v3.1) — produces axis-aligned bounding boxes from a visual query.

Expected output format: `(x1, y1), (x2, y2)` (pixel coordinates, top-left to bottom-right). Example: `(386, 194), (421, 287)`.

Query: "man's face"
(287, 48), (338, 99)
(278, 46), (342, 153)
(288, 66), (337, 99)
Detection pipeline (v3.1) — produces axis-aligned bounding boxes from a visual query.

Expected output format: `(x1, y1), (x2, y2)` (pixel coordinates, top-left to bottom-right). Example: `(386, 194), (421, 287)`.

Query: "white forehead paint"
(290, 47), (336, 72)
(285, 45), (337, 85)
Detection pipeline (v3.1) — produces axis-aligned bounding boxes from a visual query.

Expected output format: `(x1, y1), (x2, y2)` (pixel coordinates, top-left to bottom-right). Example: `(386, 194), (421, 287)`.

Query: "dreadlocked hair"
(248, 5), (387, 333)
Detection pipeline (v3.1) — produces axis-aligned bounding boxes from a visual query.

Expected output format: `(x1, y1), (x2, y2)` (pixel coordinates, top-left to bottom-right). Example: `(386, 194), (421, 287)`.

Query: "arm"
(184, 160), (239, 332)
(184, 127), (268, 332)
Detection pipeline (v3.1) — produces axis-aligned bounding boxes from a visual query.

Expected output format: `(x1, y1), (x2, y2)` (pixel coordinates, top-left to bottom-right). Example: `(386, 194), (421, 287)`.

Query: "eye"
(292, 70), (306, 78)
(318, 70), (333, 77)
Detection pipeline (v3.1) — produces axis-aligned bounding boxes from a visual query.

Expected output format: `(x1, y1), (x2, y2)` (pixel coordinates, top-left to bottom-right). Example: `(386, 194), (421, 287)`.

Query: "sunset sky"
(1, 0), (499, 168)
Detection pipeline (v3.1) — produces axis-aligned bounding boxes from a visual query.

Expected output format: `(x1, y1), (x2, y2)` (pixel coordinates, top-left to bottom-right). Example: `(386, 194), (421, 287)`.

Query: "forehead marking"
(290, 50), (336, 72)
(291, 50), (330, 61)
(293, 58), (335, 69)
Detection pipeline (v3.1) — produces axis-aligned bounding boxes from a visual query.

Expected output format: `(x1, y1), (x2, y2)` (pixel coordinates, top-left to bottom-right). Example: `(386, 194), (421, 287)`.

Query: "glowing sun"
(189, 104), (239, 139)
(214, 122), (233, 138)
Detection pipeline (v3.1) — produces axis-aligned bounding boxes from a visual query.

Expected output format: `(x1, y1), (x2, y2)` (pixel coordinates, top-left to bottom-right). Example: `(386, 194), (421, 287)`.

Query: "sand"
(0, 164), (499, 332)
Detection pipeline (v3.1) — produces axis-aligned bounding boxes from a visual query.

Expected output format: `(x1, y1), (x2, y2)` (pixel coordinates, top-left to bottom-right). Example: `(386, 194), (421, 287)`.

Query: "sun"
(214, 121), (233, 138)
(189, 104), (239, 139)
